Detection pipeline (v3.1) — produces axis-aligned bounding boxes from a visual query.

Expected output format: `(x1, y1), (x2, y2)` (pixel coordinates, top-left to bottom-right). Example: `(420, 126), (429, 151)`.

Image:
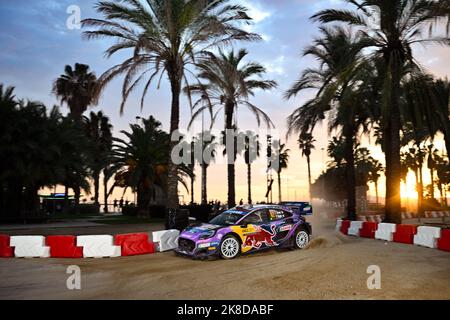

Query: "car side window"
(242, 213), (261, 225)
(268, 209), (290, 221)
(242, 210), (269, 225)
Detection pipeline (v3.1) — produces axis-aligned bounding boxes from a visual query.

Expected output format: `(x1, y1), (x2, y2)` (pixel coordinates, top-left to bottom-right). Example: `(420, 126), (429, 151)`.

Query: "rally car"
(175, 202), (312, 259)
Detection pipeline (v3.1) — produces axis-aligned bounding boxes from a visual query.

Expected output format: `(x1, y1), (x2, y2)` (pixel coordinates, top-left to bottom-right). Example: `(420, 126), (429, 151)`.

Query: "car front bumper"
(175, 237), (220, 258)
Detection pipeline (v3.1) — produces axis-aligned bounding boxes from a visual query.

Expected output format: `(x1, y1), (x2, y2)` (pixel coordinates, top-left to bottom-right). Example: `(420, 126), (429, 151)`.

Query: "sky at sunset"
(1, 0), (449, 207)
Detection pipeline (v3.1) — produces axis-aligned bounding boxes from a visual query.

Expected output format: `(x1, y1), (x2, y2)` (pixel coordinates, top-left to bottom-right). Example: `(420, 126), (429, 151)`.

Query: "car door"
(268, 208), (295, 243)
(240, 209), (276, 252)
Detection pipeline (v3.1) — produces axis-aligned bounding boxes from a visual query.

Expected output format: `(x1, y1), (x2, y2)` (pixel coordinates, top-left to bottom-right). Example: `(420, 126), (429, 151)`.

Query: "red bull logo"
(243, 225), (277, 249)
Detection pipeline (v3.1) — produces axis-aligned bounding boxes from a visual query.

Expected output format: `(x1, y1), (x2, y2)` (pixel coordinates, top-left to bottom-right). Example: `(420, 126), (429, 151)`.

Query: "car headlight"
(199, 230), (216, 240)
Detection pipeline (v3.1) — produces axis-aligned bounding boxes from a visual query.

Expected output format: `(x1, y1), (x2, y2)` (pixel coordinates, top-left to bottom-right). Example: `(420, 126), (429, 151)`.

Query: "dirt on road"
(0, 218), (449, 300)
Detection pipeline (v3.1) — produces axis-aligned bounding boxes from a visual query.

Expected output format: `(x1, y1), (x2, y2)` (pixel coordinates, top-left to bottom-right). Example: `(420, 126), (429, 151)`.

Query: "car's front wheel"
(219, 235), (240, 259)
(294, 229), (310, 249)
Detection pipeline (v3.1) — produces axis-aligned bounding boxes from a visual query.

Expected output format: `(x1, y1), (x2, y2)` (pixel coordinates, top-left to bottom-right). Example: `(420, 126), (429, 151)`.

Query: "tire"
(219, 235), (241, 259)
(294, 228), (310, 249)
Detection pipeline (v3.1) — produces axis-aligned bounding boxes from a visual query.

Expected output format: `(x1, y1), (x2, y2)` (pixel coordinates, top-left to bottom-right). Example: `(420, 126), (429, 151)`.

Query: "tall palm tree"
(83, 111), (113, 208)
(82, 0), (260, 211)
(298, 133), (316, 201)
(53, 63), (98, 120)
(273, 142), (290, 203)
(194, 131), (217, 205)
(427, 144), (439, 200)
(187, 49), (277, 207)
(368, 158), (383, 204)
(242, 131), (260, 204)
(286, 27), (376, 220)
(311, 0), (450, 223)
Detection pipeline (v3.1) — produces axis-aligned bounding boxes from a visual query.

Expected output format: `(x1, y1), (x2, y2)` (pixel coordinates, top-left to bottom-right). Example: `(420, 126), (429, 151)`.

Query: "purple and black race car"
(175, 202), (312, 259)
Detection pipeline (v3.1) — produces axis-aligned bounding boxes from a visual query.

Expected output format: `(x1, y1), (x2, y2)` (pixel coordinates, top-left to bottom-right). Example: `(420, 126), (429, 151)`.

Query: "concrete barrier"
(375, 223), (396, 242)
(348, 221), (364, 237)
(335, 219), (343, 231)
(0, 234), (14, 258)
(114, 233), (155, 256)
(413, 226), (441, 249)
(10, 236), (50, 258)
(77, 235), (121, 258)
(152, 230), (179, 252)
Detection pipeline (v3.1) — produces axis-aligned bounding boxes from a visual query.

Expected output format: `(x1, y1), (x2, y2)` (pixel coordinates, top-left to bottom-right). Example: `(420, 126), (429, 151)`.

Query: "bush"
(122, 205), (138, 217)
(148, 205), (166, 218)
(180, 204), (213, 222)
(68, 203), (100, 215)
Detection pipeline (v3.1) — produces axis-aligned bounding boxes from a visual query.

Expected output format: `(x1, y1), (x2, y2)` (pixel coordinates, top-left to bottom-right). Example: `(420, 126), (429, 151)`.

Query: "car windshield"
(209, 212), (243, 226)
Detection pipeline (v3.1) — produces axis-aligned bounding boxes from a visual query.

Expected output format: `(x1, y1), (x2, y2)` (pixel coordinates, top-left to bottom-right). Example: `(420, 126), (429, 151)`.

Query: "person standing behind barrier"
(113, 199), (118, 212)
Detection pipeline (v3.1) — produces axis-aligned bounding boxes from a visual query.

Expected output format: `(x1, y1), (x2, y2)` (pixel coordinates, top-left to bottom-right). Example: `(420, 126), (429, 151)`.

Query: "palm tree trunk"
(375, 180), (379, 205)
(430, 168), (435, 199)
(190, 175), (194, 204)
(63, 184), (69, 213)
(74, 185), (81, 215)
(247, 163), (252, 204)
(103, 170), (109, 213)
(93, 170), (100, 206)
(414, 168), (421, 214)
(418, 164), (424, 217)
(306, 155), (312, 201)
(225, 100), (236, 208)
(343, 125), (356, 220)
(166, 72), (181, 211)
(444, 131), (450, 161)
(384, 62), (402, 224)
(277, 171), (282, 203)
(201, 164), (207, 205)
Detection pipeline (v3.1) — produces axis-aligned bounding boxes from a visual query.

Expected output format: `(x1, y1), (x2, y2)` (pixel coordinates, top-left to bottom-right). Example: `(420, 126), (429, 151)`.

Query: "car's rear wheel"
(294, 229), (310, 249)
(219, 235), (240, 259)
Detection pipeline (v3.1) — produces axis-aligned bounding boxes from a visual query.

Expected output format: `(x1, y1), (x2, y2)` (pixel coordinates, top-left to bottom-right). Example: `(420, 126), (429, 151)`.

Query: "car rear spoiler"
(279, 202), (313, 216)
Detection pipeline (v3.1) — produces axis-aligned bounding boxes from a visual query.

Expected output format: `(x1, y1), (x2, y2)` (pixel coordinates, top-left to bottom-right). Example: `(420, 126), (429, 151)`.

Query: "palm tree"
(298, 133), (316, 200)
(83, 111), (113, 208)
(427, 144), (439, 200)
(311, 0), (450, 223)
(111, 116), (170, 214)
(82, 0), (260, 211)
(368, 158), (383, 204)
(285, 27), (374, 220)
(187, 49), (277, 207)
(53, 63), (97, 120)
(242, 131), (260, 204)
(194, 131), (217, 205)
(273, 142), (290, 203)
(0, 85), (91, 217)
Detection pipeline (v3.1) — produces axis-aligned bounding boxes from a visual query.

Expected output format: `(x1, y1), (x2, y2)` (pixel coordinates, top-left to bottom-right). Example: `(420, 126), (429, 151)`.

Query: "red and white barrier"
(413, 226), (441, 249)
(348, 221), (364, 237)
(114, 233), (155, 256)
(335, 219), (343, 231)
(45, 235), (83, 258)
(359, 222), (378, 239)
(340, 220), (351, 235)
(393, 225), (417, 245)
(77, 235), (121, 258)
(152, 230), (179, 252)
(437, 229), (450, 252)
(0, 234), (14, 258)
(375, 223), (396, 242)
(10, 236), (50, 258)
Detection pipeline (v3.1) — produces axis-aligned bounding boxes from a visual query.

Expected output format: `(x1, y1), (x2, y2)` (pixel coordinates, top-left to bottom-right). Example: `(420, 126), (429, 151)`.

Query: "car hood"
(181, 223), (223, 239)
